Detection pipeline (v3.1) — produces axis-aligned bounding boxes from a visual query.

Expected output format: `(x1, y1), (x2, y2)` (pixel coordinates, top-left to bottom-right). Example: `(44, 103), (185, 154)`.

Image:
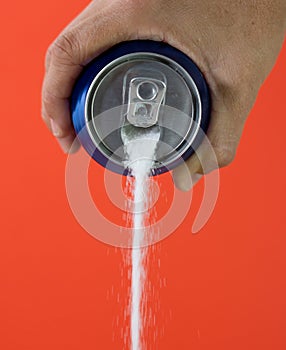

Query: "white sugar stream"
(123, 126), (160, 350)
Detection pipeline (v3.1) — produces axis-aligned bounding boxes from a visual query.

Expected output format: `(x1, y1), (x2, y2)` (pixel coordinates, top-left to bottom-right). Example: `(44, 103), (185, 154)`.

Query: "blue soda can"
(71, 40), (211, 175)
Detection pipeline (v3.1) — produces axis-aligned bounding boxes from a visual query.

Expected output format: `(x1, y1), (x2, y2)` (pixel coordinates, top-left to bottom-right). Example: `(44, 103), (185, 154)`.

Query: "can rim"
(71, 40), (211, 175)
(84, 52), (201, 169)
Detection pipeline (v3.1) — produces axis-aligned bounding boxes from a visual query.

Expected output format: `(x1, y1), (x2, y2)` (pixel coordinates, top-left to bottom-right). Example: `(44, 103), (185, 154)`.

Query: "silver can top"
(85, 53), (202, 171)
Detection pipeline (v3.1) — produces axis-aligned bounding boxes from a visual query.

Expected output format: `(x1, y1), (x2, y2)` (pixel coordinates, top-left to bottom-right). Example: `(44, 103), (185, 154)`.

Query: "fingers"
(42, 64), (82, 152)
(42, 1), (132, 153)
(172, 102), (246, 191)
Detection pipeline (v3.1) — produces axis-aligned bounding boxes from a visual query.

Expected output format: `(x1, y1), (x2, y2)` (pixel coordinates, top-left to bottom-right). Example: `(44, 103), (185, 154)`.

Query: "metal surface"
(71, 41), (210, 175)
(84, 53), (200, 171)
(126, 77), (166, 128)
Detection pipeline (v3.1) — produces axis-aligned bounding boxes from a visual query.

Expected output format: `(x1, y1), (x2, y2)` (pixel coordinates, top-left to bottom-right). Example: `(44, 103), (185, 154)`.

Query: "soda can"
(71, 40), (211, 175)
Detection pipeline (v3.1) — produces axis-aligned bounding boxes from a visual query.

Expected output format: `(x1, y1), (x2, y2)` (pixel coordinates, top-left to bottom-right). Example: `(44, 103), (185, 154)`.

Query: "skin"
(42, 0), (286, 191)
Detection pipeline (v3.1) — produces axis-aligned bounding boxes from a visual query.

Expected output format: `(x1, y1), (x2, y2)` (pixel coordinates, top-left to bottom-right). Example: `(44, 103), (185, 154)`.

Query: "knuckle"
(48, 31), (79, 64)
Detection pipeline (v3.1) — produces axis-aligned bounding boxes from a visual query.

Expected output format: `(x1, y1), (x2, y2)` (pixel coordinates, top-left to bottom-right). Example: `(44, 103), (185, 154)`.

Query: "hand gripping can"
(71, 40), (211, 175)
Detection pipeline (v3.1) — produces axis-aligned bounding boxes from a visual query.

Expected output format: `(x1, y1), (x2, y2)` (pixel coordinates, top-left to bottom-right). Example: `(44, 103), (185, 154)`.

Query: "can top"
(71, 41), (210, 175)
(85, 53), (201, 171)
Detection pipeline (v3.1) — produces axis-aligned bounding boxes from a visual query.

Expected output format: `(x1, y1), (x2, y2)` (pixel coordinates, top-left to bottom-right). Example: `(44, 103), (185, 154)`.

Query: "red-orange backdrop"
(0, 1), (285, 349)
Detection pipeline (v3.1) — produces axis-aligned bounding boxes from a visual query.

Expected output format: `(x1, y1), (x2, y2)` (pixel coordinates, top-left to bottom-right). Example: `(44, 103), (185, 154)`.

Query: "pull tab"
(126, 77), (166, 128)
(122, 67), (167, 129)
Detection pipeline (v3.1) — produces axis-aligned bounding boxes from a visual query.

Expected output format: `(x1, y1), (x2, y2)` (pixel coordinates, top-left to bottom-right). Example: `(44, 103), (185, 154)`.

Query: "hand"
(42, 0), (286, 190)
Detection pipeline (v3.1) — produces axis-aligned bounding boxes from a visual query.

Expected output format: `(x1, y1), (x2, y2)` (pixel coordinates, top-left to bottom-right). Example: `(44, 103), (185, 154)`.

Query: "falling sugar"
(122, 125), (160, 350)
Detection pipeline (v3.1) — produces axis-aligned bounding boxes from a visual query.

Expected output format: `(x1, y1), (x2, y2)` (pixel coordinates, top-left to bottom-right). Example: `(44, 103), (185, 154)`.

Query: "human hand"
(42, 0), (286, 190)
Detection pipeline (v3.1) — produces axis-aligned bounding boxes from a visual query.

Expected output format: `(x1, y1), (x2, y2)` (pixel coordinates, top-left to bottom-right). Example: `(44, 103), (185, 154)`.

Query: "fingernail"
(50, 118), (62, 137)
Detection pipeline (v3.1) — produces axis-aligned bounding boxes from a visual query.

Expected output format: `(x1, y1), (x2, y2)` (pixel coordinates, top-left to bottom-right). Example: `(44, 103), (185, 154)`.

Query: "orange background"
(0, 1), (286, 349)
